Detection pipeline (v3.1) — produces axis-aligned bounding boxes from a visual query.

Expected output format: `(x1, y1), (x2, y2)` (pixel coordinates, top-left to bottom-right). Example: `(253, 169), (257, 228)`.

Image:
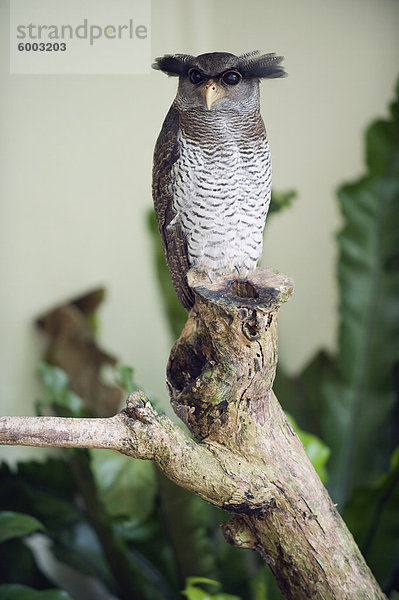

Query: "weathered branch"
(0, 394), (273, 510)
(0, 268), (386, 600)
(0, 414), (127, 450)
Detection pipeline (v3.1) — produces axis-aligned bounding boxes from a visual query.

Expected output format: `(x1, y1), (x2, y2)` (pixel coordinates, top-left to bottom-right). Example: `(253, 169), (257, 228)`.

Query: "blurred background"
(1, 1), (399, 598)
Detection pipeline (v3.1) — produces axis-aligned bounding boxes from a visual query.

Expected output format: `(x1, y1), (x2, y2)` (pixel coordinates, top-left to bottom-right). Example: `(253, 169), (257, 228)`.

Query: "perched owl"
(152, 51), (285, 310)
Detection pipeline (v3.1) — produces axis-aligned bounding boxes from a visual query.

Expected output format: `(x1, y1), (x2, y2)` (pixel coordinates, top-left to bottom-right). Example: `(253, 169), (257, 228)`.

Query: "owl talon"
(207, 271), (214, 283)
(235, 265), (241, 278)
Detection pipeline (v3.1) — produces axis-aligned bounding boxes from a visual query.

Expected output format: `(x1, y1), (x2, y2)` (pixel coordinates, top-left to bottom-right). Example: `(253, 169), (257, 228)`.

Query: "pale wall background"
(1, 0), (399, 466)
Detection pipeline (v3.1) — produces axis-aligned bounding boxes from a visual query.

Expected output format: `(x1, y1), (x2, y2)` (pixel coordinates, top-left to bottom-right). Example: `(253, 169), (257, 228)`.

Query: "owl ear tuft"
(152, 54), (196, 77)
(238, 52), (286, 79)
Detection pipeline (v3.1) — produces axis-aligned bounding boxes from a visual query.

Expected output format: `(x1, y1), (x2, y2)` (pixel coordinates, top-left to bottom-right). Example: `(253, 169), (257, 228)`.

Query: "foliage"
(344, 446), (399, 592)
(0, 585), (73, 600)
(0, 506), (72, 595)
(0, 364), (178, 599)
(36, 362), (85, 417)
(181, 577), (241, 600)
(325, 89), (399, 502)
(268, 189), (297, 216)
(0, 363), (256, 599)
(286, 415), (330, 483)
(0, 512), (44, 544)
(275, 79), (399, 595)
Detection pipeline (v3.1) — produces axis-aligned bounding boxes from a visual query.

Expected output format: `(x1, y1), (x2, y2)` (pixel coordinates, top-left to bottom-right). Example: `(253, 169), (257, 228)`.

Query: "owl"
(152, 51), (285, 310)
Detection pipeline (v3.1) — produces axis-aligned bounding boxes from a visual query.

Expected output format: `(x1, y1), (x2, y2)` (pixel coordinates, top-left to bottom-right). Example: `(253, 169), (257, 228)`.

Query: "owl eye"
(188, 68), (203, 84)
(222, 70), (242, 86)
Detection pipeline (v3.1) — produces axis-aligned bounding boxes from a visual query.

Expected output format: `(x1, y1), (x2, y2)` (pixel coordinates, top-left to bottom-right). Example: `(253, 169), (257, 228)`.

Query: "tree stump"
(166, 267), (385, 600)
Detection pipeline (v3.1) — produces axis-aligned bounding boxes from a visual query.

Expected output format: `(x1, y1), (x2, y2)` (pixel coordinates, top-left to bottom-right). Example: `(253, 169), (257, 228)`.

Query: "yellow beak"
(204, 80), (226, 110)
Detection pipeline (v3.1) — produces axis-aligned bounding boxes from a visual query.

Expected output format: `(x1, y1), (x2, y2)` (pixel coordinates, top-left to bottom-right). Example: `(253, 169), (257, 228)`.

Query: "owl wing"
(152, 105), (195, 311)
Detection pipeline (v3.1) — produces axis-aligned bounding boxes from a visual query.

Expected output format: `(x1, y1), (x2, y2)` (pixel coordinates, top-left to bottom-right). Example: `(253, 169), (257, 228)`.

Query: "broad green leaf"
(286, 416), (330, 483)
(211, 595), (241, 600)
(90, 449), (157, 522)
(0, 585), (72, 600)
(269, 82), (399, 595)
(182, 577), (241, 600)
(0, 538), (53, 589)
(36, 362), (84, 417)
(50, 522), (115, 590)
(344, 447), (399, 592)
(0, 512), (44, 543)
(0, 460), (82, 533)
(0, 461), (116, 593)
(366, 80), (399, 177)
(212, 516), (261, 599)
(114, 515), (160, 543)
(323, 82), (399, 504)
(155, 474), (219, 582)
(275, 82), (399, 508)
(274, 351), (336, 440)
(50, 510), (177, 599)
(38, 361), (69, 397)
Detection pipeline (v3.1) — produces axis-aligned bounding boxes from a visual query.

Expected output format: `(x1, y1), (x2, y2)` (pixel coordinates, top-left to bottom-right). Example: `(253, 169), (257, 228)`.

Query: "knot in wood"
(240, 308), (261, 341)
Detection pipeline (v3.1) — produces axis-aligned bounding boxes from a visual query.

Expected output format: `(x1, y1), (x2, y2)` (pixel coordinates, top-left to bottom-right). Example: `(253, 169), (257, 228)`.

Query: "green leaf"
(268, 189), (297, 215)
(366, 80), (399, 177)
(114, 363), (163, 412)
(114, 364), (139, 395)
(322, 82), (399, 504)
(36, 362), (84, 417)
(211, 518), (261, 599)
(254, 566), (285, 600)
(286, 416), (330, 483)
(50, 523), (114, 589)
(155, 474), (219, 582)
(0, 459), (82, 534)
(344, 447), (399, 592)
(90, 449), (157, 522)
(0, 539), (53, 589)
(182, 577), (242, 600)
(271, 82), (399, 594)
(0, 585), (73, 600)
(0, 512), (44, 543)
(274, 351), (336, 440)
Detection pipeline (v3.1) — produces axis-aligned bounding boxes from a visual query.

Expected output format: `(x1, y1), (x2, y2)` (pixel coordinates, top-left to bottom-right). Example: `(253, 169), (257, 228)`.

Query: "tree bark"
(0, 268), (386, 600)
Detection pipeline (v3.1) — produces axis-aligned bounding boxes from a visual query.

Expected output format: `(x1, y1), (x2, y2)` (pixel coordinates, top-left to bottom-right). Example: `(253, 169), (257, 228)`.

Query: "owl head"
(153, 51), (285, 111)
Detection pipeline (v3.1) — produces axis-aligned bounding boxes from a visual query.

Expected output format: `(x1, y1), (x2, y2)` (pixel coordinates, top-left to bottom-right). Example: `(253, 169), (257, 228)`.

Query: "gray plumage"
(152, 51), (285, 310)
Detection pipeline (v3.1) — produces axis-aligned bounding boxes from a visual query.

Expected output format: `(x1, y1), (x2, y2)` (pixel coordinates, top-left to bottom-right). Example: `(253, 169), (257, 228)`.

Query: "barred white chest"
(170, 121), (272, 276)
